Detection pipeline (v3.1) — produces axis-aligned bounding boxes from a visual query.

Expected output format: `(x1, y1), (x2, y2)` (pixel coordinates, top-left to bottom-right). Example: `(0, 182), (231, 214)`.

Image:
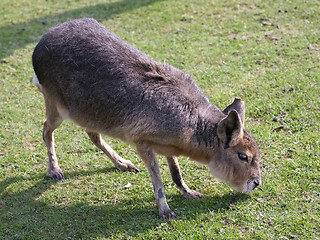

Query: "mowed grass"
(0, 0), (319, 239)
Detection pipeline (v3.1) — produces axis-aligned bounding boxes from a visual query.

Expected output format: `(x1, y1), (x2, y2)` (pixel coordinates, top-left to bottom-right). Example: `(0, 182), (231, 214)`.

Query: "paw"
(117, 160), (139, 172)
(182, 190), (204, 199)
(159, 208), (176, 219)
(47, 168), (65, 181)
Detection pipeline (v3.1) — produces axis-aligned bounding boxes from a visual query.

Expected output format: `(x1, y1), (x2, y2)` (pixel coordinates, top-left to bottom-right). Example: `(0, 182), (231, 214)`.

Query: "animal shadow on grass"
(0, 0), (166, 60)
(0, 168), (248, 239)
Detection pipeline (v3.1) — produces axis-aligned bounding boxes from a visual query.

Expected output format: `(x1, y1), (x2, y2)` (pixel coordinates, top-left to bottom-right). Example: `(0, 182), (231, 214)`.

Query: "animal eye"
(238, 152), (249, 162)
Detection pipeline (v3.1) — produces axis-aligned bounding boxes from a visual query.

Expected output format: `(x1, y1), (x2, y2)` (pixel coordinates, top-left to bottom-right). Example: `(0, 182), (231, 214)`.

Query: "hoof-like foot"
(159, 208), (176, 219)
(47, 169), (65, 181)
(116, 159), (139, 172)
(182, 189), (204, 199)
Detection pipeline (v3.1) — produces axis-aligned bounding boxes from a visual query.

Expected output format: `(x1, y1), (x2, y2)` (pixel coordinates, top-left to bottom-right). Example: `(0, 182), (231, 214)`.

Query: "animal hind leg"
(166, 156), (204, 199)
(43, 106), (64, 181)
(86, 131), (139, 172)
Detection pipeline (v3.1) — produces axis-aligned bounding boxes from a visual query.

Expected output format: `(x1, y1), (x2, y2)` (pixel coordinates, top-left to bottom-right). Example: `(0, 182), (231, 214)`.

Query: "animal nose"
(253, 179), (260, 189)
(247, 177), (261, 192)
(252, 177), (261, 189)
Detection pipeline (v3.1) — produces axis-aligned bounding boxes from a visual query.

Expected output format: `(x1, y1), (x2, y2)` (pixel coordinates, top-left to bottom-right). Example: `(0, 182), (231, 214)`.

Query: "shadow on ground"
(0, 167), (248, 239)
(0, 0), (165, 60)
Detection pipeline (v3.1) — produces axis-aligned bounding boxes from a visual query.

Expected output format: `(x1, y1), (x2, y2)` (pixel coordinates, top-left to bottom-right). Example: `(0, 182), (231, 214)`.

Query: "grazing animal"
(32, 18), (261, 219)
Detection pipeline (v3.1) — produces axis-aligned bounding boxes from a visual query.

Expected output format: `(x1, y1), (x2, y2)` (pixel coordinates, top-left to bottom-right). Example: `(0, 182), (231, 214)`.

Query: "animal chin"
(246, 185), (254, 193)
(230, 183), (247, 193)
(208, 162), (258, 193)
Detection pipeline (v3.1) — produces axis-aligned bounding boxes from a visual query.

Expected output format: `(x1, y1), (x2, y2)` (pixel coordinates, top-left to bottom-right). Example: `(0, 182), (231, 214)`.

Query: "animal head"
(209, 98), (261, 192)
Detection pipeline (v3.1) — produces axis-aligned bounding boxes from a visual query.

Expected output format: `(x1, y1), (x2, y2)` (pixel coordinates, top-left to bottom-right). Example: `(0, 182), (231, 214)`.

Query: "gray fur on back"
(32, 18), (223, 144)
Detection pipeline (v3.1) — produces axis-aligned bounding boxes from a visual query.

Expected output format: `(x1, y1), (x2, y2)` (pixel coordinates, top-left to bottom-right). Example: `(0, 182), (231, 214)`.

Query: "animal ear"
(222, 97), (245, 124)
(217, 110), (243, 149)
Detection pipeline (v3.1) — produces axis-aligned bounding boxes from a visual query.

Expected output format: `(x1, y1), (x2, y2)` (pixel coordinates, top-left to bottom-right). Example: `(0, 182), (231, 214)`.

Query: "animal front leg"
(167, 156), (204, 199)
(136, 141), (176, 219)
(86, 131), (139, 172)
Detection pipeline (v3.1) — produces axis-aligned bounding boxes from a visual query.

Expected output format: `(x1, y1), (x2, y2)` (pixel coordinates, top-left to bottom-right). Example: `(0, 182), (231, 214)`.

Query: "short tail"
(32, 72), (44, 92)
(32, 72), (40, 85)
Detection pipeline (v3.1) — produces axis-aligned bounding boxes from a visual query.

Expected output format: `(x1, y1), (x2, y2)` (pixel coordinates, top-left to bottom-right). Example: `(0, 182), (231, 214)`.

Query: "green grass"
(1, 0), (319, 239)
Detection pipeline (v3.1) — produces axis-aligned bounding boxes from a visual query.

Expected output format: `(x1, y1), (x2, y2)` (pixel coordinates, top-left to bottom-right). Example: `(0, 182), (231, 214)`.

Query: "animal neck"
(186, 105), (225, 164)
(194, 118), (217, 148)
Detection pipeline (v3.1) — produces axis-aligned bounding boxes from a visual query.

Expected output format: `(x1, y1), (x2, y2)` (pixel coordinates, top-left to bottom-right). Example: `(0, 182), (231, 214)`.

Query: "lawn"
(0, 0), (319, 239)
